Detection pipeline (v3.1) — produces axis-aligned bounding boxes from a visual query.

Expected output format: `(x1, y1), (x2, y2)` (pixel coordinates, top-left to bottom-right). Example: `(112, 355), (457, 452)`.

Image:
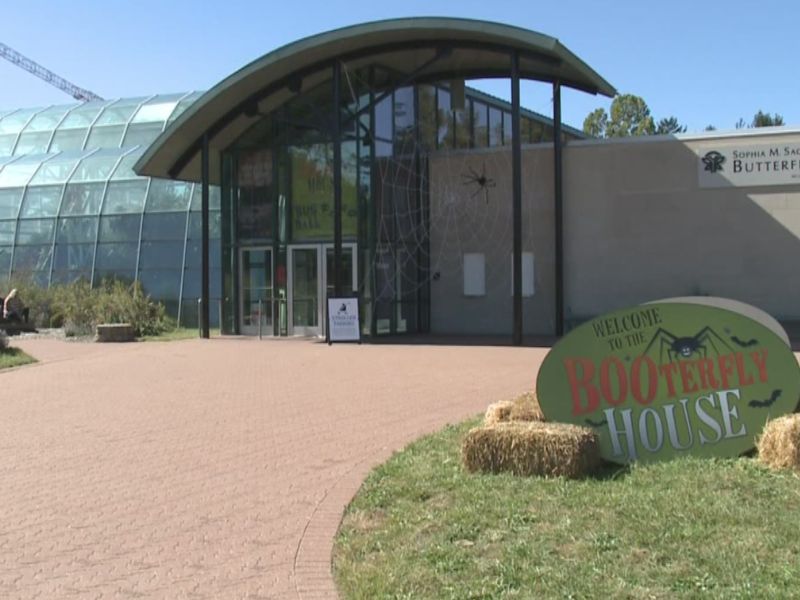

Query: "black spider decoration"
(642, 326), (733, 364)
(461, 164), (496, 203)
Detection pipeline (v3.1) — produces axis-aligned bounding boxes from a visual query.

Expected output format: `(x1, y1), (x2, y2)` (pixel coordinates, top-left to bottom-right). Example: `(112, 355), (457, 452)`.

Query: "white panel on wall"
(510, 252), (535, 297)
(463, 253), (486, 296)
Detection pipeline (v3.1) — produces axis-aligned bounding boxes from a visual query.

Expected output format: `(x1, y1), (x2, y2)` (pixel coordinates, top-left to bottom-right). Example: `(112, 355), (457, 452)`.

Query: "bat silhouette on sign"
(585, 418), (607, 428)
(749, 389), (781, 408)
(731, 336), (758, 348)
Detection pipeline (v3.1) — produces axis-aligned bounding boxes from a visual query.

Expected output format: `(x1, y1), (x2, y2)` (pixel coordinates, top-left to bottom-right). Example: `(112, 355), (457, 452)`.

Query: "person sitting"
(3, 288), (27, 323)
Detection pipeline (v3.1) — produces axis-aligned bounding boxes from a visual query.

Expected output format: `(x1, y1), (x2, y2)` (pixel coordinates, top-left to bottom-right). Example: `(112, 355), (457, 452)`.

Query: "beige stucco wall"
(428, 128), (800, 335)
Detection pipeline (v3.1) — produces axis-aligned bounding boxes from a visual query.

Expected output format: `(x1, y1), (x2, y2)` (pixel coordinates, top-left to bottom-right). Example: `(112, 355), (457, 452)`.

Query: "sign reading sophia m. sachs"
(327, 297), (360, 343)
(698, 141), (800, 188)
(536, 300), (800, 464)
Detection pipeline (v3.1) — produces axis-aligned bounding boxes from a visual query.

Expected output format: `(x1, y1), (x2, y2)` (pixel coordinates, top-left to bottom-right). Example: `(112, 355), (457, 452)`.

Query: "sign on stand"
(327, 297), (360, 344)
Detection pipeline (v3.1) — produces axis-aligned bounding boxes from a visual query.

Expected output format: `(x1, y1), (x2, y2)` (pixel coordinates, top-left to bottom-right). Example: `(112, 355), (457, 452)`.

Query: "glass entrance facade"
(221, 73), (583, 337)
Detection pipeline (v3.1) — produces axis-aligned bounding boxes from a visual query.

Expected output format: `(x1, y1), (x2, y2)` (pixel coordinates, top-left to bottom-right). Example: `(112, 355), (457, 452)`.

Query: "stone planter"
(95, 323), (136, 343)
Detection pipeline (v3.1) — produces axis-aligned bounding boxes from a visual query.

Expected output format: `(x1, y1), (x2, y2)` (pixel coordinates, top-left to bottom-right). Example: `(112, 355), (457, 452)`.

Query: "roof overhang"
(135, 17), (616, 184)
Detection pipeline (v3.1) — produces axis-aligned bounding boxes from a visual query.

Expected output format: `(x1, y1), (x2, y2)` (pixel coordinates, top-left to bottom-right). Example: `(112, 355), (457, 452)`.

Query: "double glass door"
(288, 243), (356, 336)
(240, 244), (356, 337)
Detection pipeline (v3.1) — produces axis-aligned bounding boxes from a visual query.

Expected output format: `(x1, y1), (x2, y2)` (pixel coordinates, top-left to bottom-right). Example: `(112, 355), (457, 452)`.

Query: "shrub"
(0, 329), (7, 351)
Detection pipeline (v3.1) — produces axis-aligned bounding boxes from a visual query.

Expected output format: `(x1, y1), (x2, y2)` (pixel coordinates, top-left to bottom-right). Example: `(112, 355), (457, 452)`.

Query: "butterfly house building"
(4, 18), (800, 341)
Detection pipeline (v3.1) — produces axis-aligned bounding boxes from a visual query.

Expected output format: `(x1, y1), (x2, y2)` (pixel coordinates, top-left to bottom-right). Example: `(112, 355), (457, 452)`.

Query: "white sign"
(697, 141), (800, 188)
(327, 297), (360, 342)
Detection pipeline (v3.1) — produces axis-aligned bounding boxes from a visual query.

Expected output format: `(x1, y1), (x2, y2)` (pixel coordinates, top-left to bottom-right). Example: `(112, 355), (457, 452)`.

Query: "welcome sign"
(536, 300), (800, 463)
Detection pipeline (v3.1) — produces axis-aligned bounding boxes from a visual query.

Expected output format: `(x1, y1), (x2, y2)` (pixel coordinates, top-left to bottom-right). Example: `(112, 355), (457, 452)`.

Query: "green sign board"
(536, 301), (800, 463)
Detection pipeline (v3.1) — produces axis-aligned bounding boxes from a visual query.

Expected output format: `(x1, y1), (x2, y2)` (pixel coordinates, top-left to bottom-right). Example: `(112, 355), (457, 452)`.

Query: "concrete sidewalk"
(1, 337), (546, 599)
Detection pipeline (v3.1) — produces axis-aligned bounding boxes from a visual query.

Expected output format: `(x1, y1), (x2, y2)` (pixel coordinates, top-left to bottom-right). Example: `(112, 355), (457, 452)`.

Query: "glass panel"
(167, 92), (203, 123)
(138, 269), (181, 300)
(0, 134), (17, 156)
(182, 268), (221, 301)
(187, 211), (222, 239)
(472, 101), (488, 148)
(94, 269), (135, 285)
(71, 152), (121, 182)
(189, 184), (221, 210)
(12, 245), (52, 272)
(16, 219), (55, 244)
(0, 220), (15, 244)
(437, 88), (452, 149)
(394, 87), (415, 157)
(49, 128), (88, 153)
(291, 248), (318, 328)
(110, 152), (143, 180)
(98, 214), (140, 242)
(53, 243), (94, 270)
(142, 212), (186, 240)
(418, 85), (436, 151)
(30, 154), (83, 184)
(85, 125), (124, 149)
(489, 107), (502, 146)
(145, 179), (191, 212)
(0, 160), (41, 187)
(94, 98), (146, 126)
(57, 217), (97, 243)
(19, 185), (63, 218)
(13, 131), (51, 156)
(23, 105), (71, 132)
(57, 103), (106, 129)
(139, 240), (183, 269)
(0, 188), (24, 218)
(0, 109), (37, 134)
(131, 100), (179, 123)
(61, 182), (105, 215)
(95, 242), (138, 270)
(184, 240), (221, 269)
(454, 109), (471, 149)
(325, 247), (354, 296)
(103, 180), (147, 214)
(375, 93), (392, 148)
(237, 149), (272, 239)
(0, 246), (11, 275)
(51, 269), (91, 285)
(121, 122), (163, 148)
(503, 111), (513, 146)
(241, 248), (273, 328)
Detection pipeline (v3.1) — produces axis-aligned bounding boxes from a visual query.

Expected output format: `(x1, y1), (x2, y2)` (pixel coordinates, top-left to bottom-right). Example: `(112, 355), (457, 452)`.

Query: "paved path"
(1, 337), (547, 599)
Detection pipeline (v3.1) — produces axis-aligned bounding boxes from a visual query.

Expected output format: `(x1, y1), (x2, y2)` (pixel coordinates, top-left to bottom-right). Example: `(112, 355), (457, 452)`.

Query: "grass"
(138, 327), (220, 342)
(0, 347), (36, 370)
(334, 418), (800, 599)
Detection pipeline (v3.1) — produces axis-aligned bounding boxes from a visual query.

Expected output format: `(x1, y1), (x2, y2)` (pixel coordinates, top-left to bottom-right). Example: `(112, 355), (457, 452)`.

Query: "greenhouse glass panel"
(0, 109), (37, 134)
(0, 188), (23, 218)
(0, 134), (17, 156)
(110, 152), (143, 180)
(53, 242), (94, 270)
(94, 269), (135, 284)
(12, 245), (52, 272)
(14, 131), (52, 156)
(98, 215), (140, 242)
(57, 217), (97, 243)
(49, 129), (88, 153)
(437, 88), (452, 149)
(95, 242), (137, 270)
(0, 246), (10, 275)
(0, 220), (15, 244)
(94, 98), (146, 126)
(61, 182), (105, 215)
(168, 92), (204, 124)
(472, 101), (488, 148)
(23, 106), (71, 131)
(70, 152), (120, 182)
(187, 211), (221, 239)
(0, 160), (41, 187)
(489, 107), (502, 146)
(30, 154), (84, 185)
(146, 180), (191, 212)
(182, 269), (222, 302)
(85, 125), (124, 149)
(142, 213), (186, 241)
(16, 219), (55, 244)
(139, 269), (181, 299)
(189, 185), (220, 210)
(184, 240), (221, 269)
(139, 241), (184, 269)
(58, 103), (106, 129)
(103, 180), (147, 214)
(19, 185), (63, 218)
(121, 122), (162, 148)
(131, 98), (181, 123)
(51, 269), (91, 285)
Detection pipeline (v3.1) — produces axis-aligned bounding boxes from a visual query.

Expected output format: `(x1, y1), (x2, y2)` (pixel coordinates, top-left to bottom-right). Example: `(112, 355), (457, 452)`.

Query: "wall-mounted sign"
(536, 300), (800, 463)
(327, 297), (360, 343)
(697, 141), (800, 188)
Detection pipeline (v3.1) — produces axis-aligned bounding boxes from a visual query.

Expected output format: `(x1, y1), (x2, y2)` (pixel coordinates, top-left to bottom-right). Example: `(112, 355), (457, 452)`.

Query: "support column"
(332, 60), (343, 297)
(201, 132), (210, 339)
(553, 81), (564, 337)
(511, 51), (523, 346)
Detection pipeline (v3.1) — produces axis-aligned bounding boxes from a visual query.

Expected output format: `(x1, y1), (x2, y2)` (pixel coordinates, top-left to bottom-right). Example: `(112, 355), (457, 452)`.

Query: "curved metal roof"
(135, 17), (616, 184)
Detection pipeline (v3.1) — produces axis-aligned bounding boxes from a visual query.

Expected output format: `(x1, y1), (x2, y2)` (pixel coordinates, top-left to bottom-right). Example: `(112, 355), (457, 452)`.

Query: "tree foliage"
(656, 116), (687, 135)
(751, 110), (784, 127)
(583, 93), (682, 138)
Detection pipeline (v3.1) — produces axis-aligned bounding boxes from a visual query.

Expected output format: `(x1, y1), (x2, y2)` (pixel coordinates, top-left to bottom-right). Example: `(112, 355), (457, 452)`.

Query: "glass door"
(288, 245), (321, 336)
(323, 243), (357, 298)
(240, 247), (273, 335)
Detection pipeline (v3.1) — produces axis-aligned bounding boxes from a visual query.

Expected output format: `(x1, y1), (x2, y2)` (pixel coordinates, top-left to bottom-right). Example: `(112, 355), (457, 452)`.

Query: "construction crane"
(0, 41), (103, 102)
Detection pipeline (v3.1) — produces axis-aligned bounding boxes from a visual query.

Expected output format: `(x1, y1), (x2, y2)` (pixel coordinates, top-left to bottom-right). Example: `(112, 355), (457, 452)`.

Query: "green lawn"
(0, 347), (36, 370)
(334, 419), (800, 599)
(138, 327), (220, 342)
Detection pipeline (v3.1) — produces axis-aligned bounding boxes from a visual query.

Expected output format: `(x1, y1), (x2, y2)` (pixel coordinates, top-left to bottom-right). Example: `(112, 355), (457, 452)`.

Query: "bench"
(95, 323), (136, 342)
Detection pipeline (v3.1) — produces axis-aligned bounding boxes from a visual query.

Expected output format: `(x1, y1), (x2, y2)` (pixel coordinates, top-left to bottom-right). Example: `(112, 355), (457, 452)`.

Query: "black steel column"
(201, 132), (210, 339)
(511, 51), (523, 346)
(332, 60), (343, 297)
(553, 81), (564, 337)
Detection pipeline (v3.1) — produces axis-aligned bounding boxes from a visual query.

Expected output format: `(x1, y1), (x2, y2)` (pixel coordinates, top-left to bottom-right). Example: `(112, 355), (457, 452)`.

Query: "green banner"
(536, 301), (800, 463)
(290, 144), (357, 240)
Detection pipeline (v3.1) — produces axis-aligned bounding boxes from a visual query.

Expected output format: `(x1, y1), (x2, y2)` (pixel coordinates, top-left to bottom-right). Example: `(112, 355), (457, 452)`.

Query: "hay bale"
(484, 391), (545, 425)
(462, 421), (600, 478)
(757, 414), (800, 471)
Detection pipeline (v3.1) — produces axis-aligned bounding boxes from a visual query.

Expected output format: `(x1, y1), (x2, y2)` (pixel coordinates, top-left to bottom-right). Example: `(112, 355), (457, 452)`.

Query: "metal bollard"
(258, 299), (263, 340)
(197, 298), (202, 337)
(218, 299), (223, 335)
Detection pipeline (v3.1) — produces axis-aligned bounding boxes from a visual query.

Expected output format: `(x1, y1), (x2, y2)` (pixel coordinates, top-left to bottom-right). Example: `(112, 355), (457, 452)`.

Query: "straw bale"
(462, 421), (600, 478)
(484, 391), (545, 425)
(757, 414), (800, 471)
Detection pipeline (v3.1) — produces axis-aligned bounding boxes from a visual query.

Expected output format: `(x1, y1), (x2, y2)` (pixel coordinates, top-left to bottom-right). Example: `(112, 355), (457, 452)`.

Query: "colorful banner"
(536, 300), (800, 463)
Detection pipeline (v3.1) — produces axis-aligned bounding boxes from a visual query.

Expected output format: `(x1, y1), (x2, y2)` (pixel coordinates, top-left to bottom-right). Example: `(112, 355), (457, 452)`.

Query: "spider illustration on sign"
(461, 164), (496, 203)
(642, 325), (733, 364)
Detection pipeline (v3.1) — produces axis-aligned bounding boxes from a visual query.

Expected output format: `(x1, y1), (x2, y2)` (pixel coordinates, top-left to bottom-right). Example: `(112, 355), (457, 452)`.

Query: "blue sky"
(1, 0), (797, 133)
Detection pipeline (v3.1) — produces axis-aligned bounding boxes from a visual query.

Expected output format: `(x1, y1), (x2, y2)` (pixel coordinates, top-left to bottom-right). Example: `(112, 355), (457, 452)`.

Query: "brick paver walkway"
(1, 337), (547, 599)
